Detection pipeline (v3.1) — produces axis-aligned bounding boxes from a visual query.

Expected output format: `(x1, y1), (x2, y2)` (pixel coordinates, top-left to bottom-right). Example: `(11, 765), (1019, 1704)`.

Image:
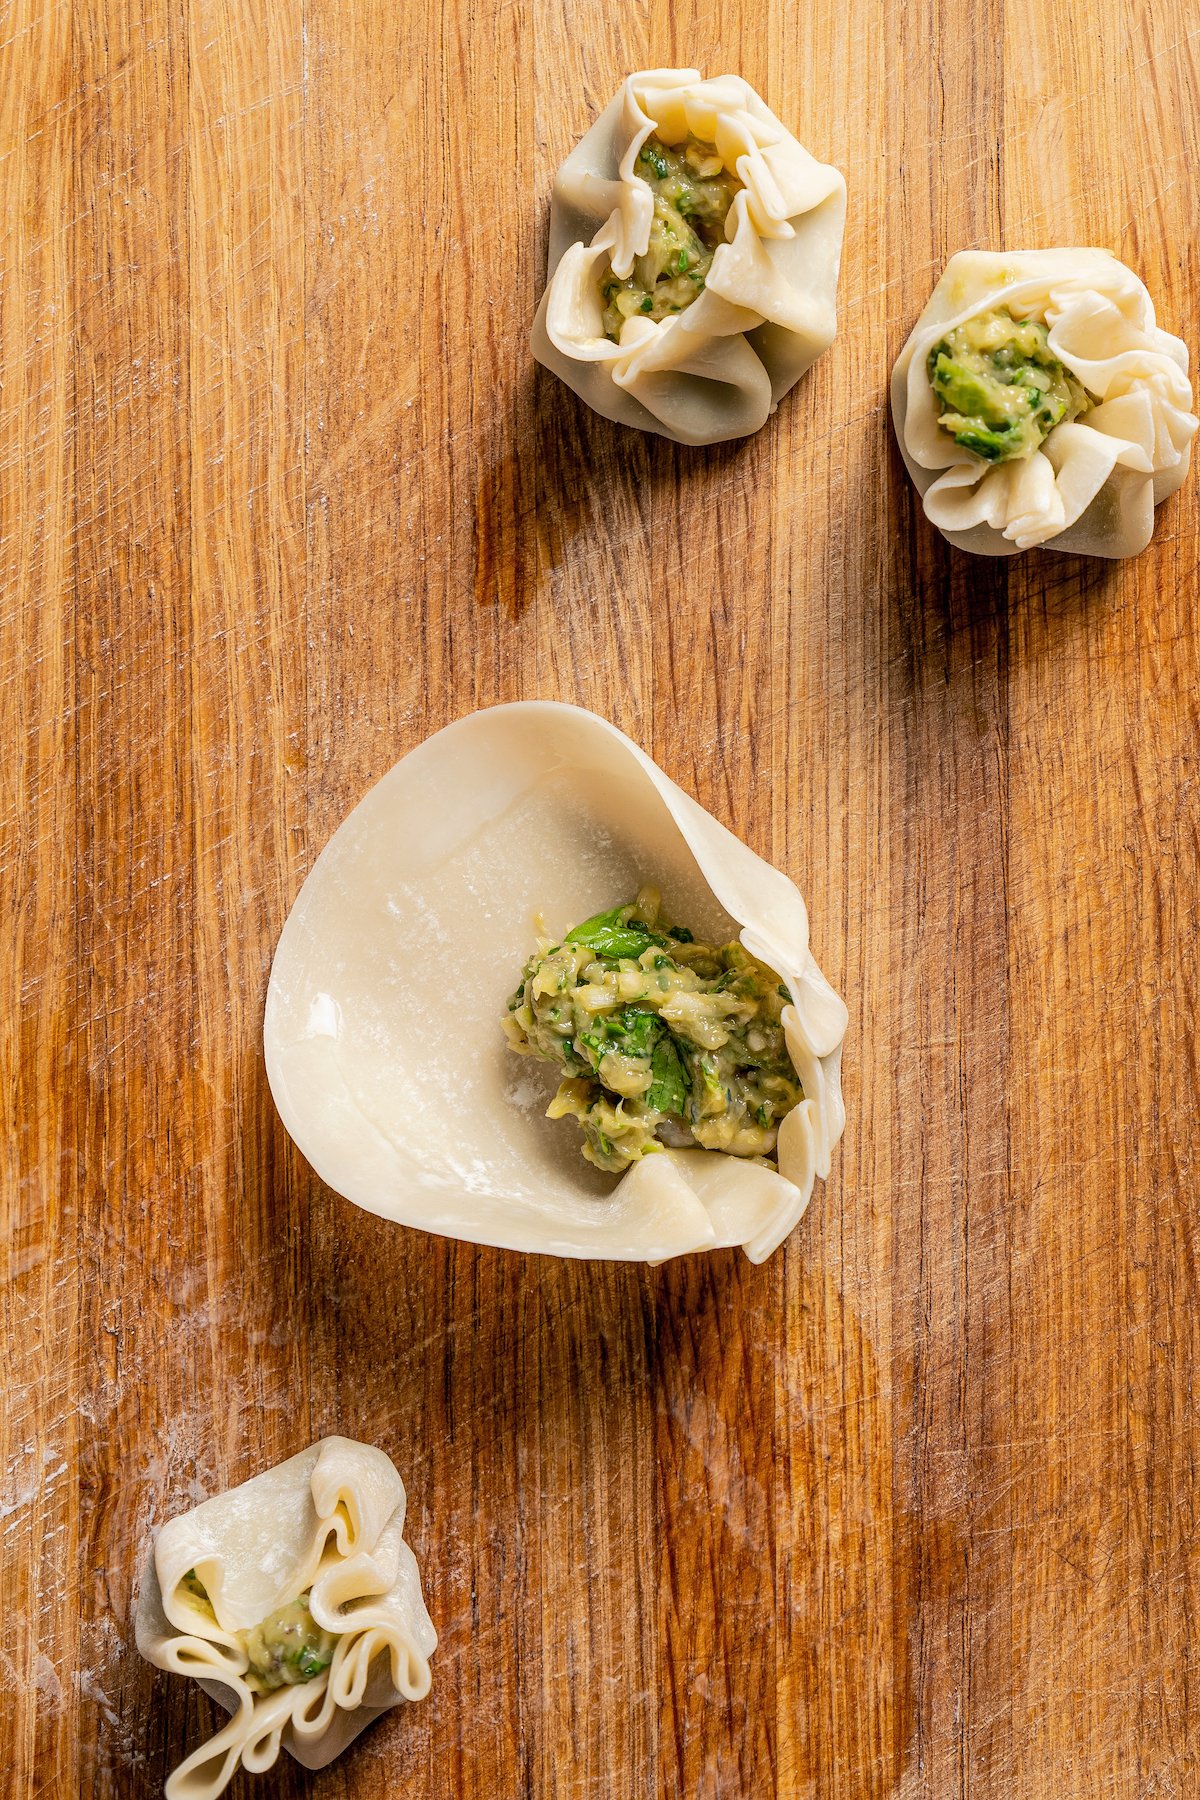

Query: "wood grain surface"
(3, 0), (1199, 1794)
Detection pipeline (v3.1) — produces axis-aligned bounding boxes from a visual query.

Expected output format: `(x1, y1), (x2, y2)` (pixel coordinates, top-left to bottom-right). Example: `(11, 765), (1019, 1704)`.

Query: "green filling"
(179, 1576), (339, 1694)
(502, 886), (802, 1174)
(599, 136), (742, 342)
(241, 1591), (339, 1694)
(927, 307), (1091, 463)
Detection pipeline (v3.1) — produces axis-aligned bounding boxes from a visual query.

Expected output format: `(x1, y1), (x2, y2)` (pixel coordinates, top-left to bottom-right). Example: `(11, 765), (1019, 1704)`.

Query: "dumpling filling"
(927, 307), (1091, 462)
(241, 1592), (339, 1693)
(179, 1567), (216, 1622)
(502, 887), (802, 1174)
(180, 1574), (340, 1694)
(599, 136), (742, 341)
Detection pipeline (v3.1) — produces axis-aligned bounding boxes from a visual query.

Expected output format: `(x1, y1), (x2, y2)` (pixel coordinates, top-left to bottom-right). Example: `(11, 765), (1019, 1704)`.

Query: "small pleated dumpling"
(135, 1438), (436, 1799)
(531, 68), (847, 445)
(892, 248), (1196, 557)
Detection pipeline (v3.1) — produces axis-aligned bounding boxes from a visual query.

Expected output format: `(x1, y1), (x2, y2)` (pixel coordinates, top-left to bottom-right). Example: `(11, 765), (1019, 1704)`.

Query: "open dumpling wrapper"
(264, 703), (847, 1264)
(530, 68), (846, 445)
(891, 248), (1196, 556)
(134, 1437), (436, 1800)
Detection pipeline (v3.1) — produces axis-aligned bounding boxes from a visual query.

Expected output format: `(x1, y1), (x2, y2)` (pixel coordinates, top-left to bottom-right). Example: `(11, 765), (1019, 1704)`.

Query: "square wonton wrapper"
(135, 1437), (436, 1800)
(264, 702), (849, 1265)
(891, 248), (1197, 557)
(531, 68), (846, 445)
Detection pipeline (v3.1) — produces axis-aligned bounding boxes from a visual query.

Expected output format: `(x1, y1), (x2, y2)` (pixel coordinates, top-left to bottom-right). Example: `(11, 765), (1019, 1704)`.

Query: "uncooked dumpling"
(135, 1437), (436, 1799)
(892, 248), (1196, 556)
(531, 69), (846, 445)
(264, 703), (848, 1264)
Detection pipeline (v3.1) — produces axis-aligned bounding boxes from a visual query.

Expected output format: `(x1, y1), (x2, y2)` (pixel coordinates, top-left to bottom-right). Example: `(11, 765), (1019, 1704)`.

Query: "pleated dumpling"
(892, 248), (1196, 557)
(135, 1438), (436, 1800)
(531, 68), (846, 445)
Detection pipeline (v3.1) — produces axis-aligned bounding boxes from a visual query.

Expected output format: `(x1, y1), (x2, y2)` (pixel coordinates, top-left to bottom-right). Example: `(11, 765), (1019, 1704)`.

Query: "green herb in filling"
(241, 1591), (339, 1694)
(179, 1575), (339, 1694)
(599, 136), (743, 342)
(926, 307), (1091, 463)
(502, 886), (802, 1173)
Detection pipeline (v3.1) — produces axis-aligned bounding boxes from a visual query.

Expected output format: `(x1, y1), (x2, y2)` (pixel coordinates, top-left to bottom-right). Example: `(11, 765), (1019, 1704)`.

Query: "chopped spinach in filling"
(502, 887), (802, 1174)
(599, 136), (743, 342)
(927, 307), (1091, 462)
(180, 1574), (339, 1694)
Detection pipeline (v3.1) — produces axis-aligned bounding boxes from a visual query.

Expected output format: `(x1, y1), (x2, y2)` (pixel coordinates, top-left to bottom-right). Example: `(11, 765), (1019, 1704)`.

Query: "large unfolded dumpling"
(135, 1438), (436, 1799)
(892, 248), (1196, 556)
(531, 68), (846, 445)
(264, 703), (848, 1264)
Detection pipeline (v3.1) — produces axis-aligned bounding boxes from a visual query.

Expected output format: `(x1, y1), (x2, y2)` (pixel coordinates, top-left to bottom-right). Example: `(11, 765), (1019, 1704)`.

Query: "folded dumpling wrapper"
(135, 1437), (436, 1800)
(530, 68), (847, 445)
(264, 702), (848, 1264)
(892, 248), (1197, 556)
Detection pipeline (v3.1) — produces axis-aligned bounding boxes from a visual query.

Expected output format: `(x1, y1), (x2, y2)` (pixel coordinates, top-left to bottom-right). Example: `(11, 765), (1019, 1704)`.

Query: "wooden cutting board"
(3, 0), (1198, 1793)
